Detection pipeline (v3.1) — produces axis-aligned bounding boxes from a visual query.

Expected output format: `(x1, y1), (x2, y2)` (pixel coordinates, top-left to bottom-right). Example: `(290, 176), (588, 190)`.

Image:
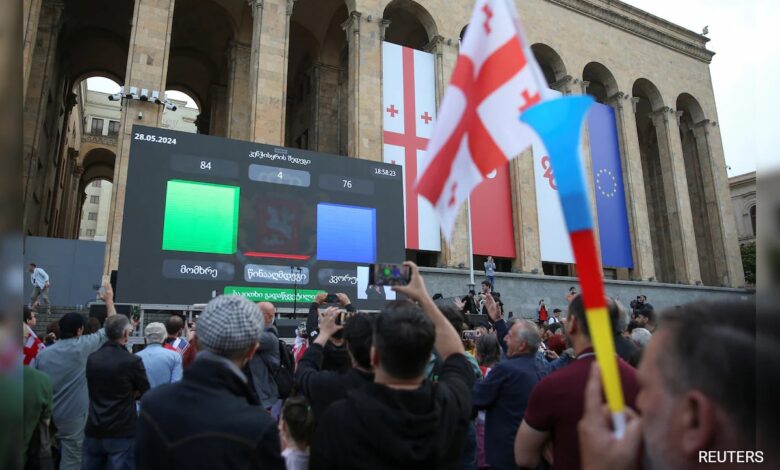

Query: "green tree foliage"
(740, 242), (755, 285)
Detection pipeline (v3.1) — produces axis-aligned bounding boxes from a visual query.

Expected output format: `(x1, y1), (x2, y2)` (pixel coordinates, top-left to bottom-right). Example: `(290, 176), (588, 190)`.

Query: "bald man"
(246, 301), (281, 412)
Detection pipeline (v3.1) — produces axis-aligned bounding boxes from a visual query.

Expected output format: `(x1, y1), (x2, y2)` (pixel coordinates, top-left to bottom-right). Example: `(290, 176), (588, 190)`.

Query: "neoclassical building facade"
(22, 0), (745, 287)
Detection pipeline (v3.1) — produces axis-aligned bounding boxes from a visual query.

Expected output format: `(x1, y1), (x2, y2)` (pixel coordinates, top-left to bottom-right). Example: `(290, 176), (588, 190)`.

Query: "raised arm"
(393, 261), (464, 359)
(100, 282), (116, 317)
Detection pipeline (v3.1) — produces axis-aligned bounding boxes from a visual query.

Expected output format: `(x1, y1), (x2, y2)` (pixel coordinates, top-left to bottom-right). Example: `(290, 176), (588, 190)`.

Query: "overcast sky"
(621, 0), (774, 177)
(88, 0), (774, 177)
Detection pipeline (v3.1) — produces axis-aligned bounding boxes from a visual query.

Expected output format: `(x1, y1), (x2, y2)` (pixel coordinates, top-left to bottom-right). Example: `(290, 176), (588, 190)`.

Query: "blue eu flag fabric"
(588, 103), (634, 268)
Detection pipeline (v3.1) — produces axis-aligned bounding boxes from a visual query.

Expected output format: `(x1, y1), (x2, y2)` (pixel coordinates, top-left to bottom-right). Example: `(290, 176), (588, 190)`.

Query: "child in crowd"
(279, 396), (315, 470)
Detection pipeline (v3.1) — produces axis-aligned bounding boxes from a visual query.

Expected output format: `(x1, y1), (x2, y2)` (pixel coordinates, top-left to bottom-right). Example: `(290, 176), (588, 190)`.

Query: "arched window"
(749, 204), (756, 236)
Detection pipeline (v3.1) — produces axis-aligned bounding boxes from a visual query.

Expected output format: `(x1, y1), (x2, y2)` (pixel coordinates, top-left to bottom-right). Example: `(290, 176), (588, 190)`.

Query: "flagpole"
(467, 196), (475, 287)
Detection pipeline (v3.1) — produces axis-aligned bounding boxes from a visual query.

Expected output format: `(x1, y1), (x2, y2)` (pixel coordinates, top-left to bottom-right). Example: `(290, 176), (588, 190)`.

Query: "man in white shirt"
(547, 308), (563, 325)
(28, 263), (51, 315)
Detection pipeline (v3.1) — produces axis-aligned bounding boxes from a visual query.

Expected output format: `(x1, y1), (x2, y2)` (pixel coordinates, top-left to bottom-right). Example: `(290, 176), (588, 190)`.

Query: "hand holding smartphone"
(370, 263), (412, 286)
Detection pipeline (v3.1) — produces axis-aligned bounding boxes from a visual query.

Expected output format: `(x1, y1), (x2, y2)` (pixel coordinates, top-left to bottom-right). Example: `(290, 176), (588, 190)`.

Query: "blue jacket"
(472, 353), (541, 470)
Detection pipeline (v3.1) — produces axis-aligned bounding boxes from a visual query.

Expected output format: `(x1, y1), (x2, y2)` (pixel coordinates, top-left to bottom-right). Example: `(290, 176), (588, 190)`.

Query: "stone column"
(208, 84), (228, 137)
(22, 0), (64, 234)
(649, 106), (701, 284)
(69, 164), (84, 239)
(342, 10), (383, 161)
(435, 38), (471, 267)
(104, 0), (176, 275)
(23, 0), (43, 99)
(567, 78), (600, 263)
(693, 120), (745, 286)
(248, 0), (292, 146)
(607, 92), (655, 280)
(510, 146), (542, 272)
(312, 62), (343, 154)
(226, 41), (251, 140)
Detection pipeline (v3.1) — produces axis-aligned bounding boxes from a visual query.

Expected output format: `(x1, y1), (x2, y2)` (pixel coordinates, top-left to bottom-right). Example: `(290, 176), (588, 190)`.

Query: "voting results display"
(116, 125), (405, 309)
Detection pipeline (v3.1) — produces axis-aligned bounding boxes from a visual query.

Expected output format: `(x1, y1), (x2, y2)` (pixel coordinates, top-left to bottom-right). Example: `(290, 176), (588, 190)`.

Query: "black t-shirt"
(310, 353), (476, 470)
(294, 342), (374, 419)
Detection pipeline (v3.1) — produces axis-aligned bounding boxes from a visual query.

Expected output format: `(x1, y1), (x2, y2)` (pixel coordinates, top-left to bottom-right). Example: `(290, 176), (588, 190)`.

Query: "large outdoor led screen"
(116, 125), (404, 309)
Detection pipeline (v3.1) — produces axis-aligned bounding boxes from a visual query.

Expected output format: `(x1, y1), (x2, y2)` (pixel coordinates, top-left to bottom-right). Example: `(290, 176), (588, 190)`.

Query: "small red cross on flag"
(416, 0), (552, 241)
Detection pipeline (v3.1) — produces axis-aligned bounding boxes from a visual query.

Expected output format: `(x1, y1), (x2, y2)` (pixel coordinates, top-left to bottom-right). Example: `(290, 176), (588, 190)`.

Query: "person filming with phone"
(310, 262), (477, 469)
(306, 293), (357, 372)
(294, 308), (374, 419)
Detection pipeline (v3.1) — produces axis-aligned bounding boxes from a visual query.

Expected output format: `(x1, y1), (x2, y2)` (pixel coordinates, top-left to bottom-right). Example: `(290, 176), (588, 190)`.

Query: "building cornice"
(545, 0), (715, 63)
(81, 134), (118, 148)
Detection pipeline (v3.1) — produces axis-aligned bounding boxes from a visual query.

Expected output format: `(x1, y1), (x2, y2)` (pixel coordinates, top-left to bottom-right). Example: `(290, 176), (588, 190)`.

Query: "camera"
(325, 293), (339, 304)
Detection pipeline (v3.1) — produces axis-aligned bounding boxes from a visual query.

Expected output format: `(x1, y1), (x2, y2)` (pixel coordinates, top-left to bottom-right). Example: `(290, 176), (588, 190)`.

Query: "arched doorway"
(531, 43), (567, 89)
(382, 0), (440, 267)
(77, 147), (116, 241)
(162, 89), (200, 134)
(582, 62), (618, 104)
(285, 0), (348, 154)
(23, 0), (132, 237)
(383, 0), (437, 50)
(633, 78), (673, 282)
(167, 0), (239, 137)
(677, 92), (721, 285)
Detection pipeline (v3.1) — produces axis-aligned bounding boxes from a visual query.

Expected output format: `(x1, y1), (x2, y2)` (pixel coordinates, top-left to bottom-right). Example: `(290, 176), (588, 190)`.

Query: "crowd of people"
(20, 262), (765, 469)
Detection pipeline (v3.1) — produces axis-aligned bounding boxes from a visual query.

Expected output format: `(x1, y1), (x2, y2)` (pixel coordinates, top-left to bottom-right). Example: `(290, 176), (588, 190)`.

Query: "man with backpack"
(247, 302), (294, 418)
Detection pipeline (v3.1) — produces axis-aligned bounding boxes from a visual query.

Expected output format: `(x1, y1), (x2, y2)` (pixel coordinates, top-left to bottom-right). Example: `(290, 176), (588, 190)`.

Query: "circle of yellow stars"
(596, 168), (618, 198)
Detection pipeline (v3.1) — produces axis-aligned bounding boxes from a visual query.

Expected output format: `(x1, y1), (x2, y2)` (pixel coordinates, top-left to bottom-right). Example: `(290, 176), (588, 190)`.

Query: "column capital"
(649, 106), (673, 125)
(674, 109), (684, 125)
(424, 35), (445, 54)
(248, 0), (263, 13)
(550, 75), (574, 94)
(341, 10), (362, 37)
(72, 164), (84, 177)
(379, 18), (392, 40)
(606, 91), (626, 108)
(692, 119), (713, 138)
(579, 80), (590, 95)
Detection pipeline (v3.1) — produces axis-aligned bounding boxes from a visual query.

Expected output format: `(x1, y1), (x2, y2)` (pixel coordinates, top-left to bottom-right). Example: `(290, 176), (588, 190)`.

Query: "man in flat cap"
(136, 296), (284, 470)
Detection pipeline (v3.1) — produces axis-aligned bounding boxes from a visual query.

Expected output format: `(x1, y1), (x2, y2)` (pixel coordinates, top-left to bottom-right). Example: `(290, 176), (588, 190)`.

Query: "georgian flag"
(382, 42), (441, 252)
(23, 327), (45, 365)
(416, 0), (552, 240)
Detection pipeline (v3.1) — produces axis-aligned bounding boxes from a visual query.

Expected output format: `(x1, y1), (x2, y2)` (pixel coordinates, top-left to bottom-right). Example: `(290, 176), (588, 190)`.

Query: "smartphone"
(370, 263), (411, 286)
(325, 293), (339, 304)
(462, 330), (478, 340)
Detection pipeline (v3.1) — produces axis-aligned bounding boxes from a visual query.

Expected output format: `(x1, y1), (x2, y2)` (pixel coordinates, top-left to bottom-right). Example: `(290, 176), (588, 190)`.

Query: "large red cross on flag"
(383, 42), (441, 252)
(416, 0), (552, 240)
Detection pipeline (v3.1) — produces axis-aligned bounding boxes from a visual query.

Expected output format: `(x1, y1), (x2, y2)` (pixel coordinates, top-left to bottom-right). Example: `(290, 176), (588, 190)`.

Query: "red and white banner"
(382, 42), (441, 252)
(530, 91), (574, 263)
(470, 164), (516, 258)
(416, 0), (552, 240)
(23, 326), (44, 365)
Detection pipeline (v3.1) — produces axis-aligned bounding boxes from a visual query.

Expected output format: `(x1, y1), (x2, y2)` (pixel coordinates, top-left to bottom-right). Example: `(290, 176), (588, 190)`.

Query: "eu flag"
(588, 103), (633, 268)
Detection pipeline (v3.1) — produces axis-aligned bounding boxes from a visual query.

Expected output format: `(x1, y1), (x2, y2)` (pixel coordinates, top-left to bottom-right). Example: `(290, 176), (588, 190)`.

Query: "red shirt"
(523, 348), (640, 470)
(539, 306), (548, 322)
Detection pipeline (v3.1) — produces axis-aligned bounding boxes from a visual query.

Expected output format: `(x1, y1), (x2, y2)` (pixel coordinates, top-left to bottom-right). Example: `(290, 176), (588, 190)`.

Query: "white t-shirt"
(282, 447), (309, 470)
